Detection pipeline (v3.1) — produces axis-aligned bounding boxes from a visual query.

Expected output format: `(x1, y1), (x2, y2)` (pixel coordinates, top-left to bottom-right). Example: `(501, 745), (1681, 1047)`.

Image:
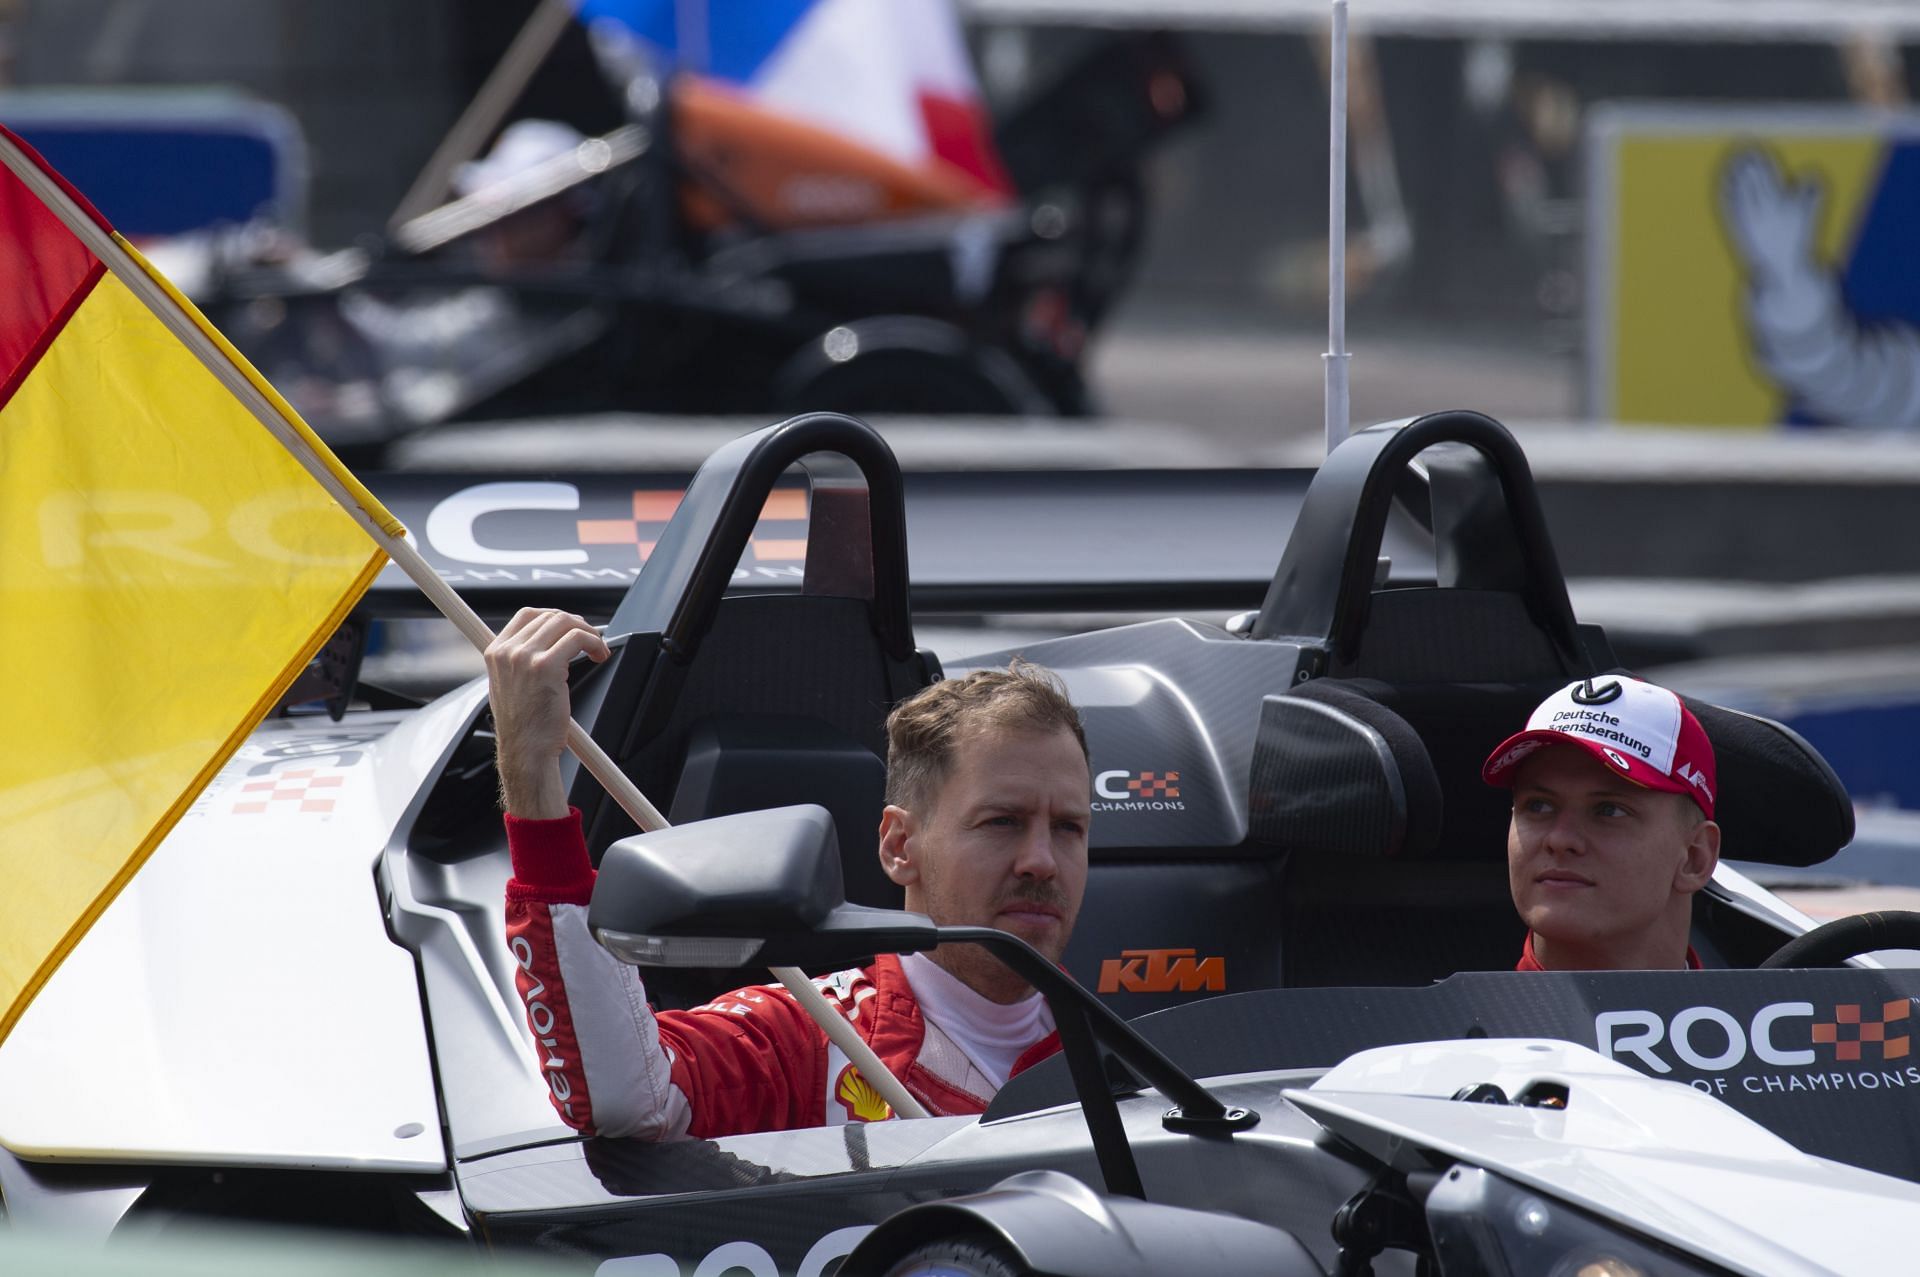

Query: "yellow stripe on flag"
(113, 233), (405, 540)
(0, 268), (387, 1044)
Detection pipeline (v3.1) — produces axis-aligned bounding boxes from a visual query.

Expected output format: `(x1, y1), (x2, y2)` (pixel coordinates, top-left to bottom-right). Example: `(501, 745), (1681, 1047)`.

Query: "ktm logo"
(1098, 948), (1226, 995)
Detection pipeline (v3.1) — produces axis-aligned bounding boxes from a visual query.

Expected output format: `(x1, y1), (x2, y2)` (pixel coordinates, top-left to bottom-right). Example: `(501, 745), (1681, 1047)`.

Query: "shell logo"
(834, 1064), (894, 1123)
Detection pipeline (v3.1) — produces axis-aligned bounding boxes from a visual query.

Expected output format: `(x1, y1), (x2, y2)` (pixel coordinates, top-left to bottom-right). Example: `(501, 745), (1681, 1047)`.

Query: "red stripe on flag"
(0, 127), (111, 411)
(917, 91), (1014, 198)
(0, 258), (104, 415)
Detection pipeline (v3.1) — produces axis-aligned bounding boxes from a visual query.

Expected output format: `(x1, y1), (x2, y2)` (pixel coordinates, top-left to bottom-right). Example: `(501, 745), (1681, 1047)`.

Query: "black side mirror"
(587, 805), (938, 969)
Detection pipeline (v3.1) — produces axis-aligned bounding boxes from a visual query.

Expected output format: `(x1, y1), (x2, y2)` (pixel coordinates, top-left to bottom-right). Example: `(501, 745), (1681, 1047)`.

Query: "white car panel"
(1290, 1039), (1920, 1277)
(0, 698), (475, 1170)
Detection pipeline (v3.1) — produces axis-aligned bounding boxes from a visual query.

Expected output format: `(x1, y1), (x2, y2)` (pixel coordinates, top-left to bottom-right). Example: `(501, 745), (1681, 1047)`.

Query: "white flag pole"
(0, 131), (928, 1121)
(1325, 0), (1352, 455)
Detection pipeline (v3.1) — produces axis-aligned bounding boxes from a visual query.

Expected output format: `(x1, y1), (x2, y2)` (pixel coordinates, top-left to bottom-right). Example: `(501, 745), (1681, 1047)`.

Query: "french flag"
(576, 0), (1012, 199)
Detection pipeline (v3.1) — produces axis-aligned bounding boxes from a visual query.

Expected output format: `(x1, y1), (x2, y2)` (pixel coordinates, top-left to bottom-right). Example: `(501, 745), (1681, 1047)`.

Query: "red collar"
(1516, 933), (1702, 971)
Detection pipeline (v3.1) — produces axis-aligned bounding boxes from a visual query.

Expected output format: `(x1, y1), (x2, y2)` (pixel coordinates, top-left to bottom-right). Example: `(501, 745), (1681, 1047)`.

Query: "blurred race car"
(3, 412), (1918, 1276)
(185, 29), (1201, 458)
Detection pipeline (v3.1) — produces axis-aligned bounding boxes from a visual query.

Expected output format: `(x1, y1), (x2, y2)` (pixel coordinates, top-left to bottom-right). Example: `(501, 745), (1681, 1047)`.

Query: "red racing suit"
(504, 809), (1061, 1139)
(1515, 934), (1703, 971)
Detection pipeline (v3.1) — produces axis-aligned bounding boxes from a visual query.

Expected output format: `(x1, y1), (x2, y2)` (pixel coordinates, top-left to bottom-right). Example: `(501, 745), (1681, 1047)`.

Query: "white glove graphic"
(1721, 148), (1824, 290)
(1717, 145), (1920, 430)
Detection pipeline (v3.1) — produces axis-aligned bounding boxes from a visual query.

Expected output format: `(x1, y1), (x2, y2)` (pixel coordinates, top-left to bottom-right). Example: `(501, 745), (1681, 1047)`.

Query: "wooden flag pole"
(0, 132), (929, 1121)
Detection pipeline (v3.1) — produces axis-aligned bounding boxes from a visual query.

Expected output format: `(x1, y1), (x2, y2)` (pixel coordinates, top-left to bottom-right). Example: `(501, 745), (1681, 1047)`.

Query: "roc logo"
(576, 488), (808, 565)
(1098, 948), (1226, 995)
(231, 767), (344, 815)
(1813, 1001), (1911, 1062)
(1093, 769), (1186, 811)
(834, 1065), (893, 1123)
(1599, 998), (1915, 1075)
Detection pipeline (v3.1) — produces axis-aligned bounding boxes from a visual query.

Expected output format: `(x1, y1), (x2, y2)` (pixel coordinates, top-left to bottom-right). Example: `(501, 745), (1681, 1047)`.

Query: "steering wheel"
(1758, 910), (1920, 968)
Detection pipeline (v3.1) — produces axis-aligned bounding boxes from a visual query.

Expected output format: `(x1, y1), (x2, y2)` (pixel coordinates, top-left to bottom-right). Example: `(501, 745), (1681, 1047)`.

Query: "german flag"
(0, 127), (400, 1045)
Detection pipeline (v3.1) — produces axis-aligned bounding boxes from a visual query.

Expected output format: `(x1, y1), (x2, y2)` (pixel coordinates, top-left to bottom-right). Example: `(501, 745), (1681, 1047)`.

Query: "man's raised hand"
(484, 608), (610, 819)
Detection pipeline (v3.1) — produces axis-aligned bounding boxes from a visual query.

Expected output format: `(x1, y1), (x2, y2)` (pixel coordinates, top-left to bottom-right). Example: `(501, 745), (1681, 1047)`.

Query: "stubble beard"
(926, 880), (1073, 1004)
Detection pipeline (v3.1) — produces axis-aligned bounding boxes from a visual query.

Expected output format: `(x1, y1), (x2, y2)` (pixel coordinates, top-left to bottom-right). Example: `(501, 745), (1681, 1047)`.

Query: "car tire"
(882, 1236), (1030, 1277)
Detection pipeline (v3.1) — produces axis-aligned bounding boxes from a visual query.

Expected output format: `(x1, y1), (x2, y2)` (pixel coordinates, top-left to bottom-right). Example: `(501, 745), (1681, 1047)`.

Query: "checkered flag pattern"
(1126, 771), (1180, 799)
(231, 768), (344, 815)
(1813, 1000), (1911, 1062)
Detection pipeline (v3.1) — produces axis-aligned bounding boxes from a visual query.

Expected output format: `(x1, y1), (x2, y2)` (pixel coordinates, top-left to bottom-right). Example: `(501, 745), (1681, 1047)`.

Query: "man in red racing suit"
(491, 608), (1090, 1139)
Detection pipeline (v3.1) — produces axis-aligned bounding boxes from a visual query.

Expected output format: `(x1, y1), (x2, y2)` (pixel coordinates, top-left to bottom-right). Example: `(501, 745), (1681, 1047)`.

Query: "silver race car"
(4, 411), (1918, 1276)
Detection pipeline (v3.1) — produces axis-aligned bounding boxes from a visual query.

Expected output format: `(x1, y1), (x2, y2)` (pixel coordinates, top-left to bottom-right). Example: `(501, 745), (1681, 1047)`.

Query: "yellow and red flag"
(0, 127), (401, 1045)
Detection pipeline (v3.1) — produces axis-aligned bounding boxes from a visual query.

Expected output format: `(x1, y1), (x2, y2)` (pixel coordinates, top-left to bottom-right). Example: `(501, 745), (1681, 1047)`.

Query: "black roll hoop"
(1250, 410), (1585, 671)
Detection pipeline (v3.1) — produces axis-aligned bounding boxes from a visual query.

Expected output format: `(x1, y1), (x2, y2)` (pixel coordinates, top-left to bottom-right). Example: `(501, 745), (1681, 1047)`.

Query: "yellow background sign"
(1589, 107), (1919, 429)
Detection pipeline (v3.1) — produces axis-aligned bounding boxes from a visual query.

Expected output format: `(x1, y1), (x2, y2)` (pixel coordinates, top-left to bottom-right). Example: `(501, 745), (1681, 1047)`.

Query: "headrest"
(1680, 697), (1854, 867)
(1249, 674), (1856, 869)
(1249, 680), (1443, 858)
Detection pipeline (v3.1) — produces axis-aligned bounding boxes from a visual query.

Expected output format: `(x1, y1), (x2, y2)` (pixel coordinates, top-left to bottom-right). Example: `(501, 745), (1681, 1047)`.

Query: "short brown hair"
(884, 660), (1088, 814)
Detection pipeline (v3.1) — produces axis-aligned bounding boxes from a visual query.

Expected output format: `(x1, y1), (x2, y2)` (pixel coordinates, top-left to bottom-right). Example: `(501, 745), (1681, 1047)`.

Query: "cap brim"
(1482, 729), (1693, 802)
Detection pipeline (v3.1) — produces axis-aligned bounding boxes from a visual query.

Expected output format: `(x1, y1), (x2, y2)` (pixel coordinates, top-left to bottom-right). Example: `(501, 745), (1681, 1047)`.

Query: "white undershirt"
(899, 952), (1055, 1090)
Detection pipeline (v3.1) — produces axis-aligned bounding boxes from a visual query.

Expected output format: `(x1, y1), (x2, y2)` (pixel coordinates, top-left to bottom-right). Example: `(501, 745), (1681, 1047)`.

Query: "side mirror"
(587, 805), (938, 969)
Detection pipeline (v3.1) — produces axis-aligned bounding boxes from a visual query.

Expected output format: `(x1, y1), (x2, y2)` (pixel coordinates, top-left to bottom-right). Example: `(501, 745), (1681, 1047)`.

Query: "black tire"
(883, 1236), (1030, 1277)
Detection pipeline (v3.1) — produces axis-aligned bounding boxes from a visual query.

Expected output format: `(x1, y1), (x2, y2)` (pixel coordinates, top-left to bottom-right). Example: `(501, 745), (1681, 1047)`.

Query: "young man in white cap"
(1483, 676), (1722, 971)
